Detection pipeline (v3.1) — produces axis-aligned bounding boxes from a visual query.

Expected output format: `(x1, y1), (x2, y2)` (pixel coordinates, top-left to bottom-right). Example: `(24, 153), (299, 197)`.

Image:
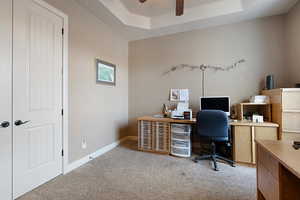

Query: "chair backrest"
(196, 110), (229, 141)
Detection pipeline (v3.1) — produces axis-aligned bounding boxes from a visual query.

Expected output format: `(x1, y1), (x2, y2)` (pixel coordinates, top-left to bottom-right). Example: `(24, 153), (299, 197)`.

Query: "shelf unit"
(138, 120), (170, 154)
(237, 102), (271, 122)
(137, 118), (192, 156)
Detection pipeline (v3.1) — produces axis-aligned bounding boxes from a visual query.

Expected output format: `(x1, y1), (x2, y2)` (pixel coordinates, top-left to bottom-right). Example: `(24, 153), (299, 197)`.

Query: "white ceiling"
(76, 0), (299, 41)
(98, 0), (245, 29)
(121, 0), (222, 17)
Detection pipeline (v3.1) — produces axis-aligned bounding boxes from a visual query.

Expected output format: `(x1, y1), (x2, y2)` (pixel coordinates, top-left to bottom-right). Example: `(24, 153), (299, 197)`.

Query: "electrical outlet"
(82, 139), (87, 149)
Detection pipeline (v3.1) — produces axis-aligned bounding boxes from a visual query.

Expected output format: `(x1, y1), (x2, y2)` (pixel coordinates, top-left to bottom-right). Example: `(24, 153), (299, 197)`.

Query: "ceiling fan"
(139, 0), (185, 16)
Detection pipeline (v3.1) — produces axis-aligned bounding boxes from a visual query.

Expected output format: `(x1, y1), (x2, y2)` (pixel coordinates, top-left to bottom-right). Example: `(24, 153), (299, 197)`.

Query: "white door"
(0, 0), (12, 199)
(13, 0), (64, 198)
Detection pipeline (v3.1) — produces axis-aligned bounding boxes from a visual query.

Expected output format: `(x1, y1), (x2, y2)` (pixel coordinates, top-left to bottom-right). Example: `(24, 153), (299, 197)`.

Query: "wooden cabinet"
(255, 127), (278, 140)
(233, 126), (253, 163)
(137, 117), (195, 155)
(232, 124), (278, 164)
(138, 120), (170, 154)
(262, 88), (300, 141)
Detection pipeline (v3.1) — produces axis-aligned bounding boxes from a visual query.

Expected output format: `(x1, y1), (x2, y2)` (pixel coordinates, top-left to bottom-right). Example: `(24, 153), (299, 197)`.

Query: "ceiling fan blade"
(176, 0), (184, 16)
(139, 0), (147, 3)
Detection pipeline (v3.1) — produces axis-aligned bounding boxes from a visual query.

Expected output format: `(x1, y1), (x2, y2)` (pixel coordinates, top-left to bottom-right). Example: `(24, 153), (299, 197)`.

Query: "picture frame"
(96, 59), (116, 86)
(170, 89), (180, 101)
(170, 89), (189, 102)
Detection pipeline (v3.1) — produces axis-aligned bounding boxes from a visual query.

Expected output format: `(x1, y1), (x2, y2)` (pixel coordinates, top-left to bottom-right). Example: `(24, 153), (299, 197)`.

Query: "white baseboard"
(64, 136), (130, 174)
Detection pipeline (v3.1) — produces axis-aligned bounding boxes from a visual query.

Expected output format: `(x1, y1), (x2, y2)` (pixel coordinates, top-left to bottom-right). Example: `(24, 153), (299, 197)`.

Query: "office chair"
(194, 110), (235, 171)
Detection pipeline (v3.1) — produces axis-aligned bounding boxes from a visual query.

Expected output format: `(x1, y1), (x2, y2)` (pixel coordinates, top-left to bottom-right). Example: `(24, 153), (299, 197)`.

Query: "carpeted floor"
(18, 139), (256, 200)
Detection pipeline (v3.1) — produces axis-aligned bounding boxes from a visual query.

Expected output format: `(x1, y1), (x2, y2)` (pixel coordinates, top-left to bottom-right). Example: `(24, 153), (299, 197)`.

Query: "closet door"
(0, 0), (12, 200)
(13, 0), (64, 198)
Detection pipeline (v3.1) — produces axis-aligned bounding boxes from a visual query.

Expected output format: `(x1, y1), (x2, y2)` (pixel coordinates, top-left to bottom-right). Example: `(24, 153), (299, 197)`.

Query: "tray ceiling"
(76, 0), (299, 40)
(121, 0), (222, 17)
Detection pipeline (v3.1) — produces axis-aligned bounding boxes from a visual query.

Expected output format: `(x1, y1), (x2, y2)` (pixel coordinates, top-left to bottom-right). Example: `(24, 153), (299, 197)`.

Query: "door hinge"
(61, 149), (64, 157)
(62, 28), (64, 35)
(61, 109), (64, 116)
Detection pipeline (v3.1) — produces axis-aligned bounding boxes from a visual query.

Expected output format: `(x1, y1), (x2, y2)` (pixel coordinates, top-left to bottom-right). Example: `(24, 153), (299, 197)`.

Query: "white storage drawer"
(171, 131), (190, 140)
(170, 123), (191, 157)
(171, 124), (191, 133)
(282, 91), (300, 110)
(282, 112), (300, 133)
(171, 139), (191, 148)
(171, 147), (191, 157)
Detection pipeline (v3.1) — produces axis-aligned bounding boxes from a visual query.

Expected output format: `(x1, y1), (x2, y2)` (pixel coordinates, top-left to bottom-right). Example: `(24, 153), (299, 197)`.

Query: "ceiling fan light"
(139, 0), (185, 16)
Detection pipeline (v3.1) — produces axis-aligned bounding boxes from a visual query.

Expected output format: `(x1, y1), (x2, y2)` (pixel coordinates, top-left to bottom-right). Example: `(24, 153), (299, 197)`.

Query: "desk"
(137, 116), (196, 124)
(137, 116), (279, 164)
(256, 140), (300, 200)
(138, 116), (278, 127)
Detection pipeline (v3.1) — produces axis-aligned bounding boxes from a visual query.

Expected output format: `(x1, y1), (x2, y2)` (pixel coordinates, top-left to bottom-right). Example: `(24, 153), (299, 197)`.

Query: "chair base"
(194, 154), (235, 171)
(194, 142), (235, 171)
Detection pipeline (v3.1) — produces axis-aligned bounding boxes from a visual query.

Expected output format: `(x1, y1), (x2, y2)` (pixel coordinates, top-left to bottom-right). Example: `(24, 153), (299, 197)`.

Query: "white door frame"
(28, 0), (69, 175)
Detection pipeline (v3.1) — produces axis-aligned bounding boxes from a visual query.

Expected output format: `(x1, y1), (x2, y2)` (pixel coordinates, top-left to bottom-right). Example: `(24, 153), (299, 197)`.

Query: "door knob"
(1, 121), (10, 128)
(14, 120), (30, 126)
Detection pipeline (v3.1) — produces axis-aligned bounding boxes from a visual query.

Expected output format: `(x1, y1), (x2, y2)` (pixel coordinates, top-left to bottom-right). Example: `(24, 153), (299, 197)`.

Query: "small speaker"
(266, 75), (275, 90)
(295, 83), (300, 88)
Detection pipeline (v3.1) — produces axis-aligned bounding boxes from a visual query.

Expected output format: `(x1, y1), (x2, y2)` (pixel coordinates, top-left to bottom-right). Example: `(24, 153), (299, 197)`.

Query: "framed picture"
(170, 89), (189, 102)
(170, 89), (180, 101)
(96, 59), (116, 85)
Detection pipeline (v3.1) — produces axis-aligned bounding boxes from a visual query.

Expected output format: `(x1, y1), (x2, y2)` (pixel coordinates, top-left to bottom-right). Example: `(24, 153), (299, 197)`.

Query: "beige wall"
(285, 1), (300, 87)
(30, 0), (299, 161)
(44, 0), (129, 163)
(129, 16), (288, 136)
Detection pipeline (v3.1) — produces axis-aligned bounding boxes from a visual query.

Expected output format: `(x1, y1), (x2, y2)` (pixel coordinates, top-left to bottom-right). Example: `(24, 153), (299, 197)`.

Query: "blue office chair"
(194, 110), (235, 171)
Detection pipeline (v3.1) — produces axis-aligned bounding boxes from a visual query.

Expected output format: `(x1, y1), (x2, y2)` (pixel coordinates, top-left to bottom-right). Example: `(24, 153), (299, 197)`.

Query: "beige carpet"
(18, 139), (256, 200)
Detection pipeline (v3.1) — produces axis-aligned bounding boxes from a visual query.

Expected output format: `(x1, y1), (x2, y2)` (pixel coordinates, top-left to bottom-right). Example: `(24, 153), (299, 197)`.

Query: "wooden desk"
(256, 140), (300, 200)
(138, 116), (278, 127)
(137, 116), (279, 163)
(137, 116), (196, 124)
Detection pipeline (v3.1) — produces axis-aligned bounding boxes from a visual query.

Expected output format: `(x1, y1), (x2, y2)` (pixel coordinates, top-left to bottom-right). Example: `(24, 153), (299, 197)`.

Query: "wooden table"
(256, 140), (300, 200)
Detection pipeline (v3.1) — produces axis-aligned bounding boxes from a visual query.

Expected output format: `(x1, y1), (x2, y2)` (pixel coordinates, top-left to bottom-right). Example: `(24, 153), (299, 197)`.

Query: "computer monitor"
(200, 96), (230, 116)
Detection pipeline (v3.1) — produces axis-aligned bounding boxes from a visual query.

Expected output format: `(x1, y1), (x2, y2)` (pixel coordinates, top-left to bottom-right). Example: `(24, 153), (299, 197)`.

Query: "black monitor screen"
(200, 97), (230, 112)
